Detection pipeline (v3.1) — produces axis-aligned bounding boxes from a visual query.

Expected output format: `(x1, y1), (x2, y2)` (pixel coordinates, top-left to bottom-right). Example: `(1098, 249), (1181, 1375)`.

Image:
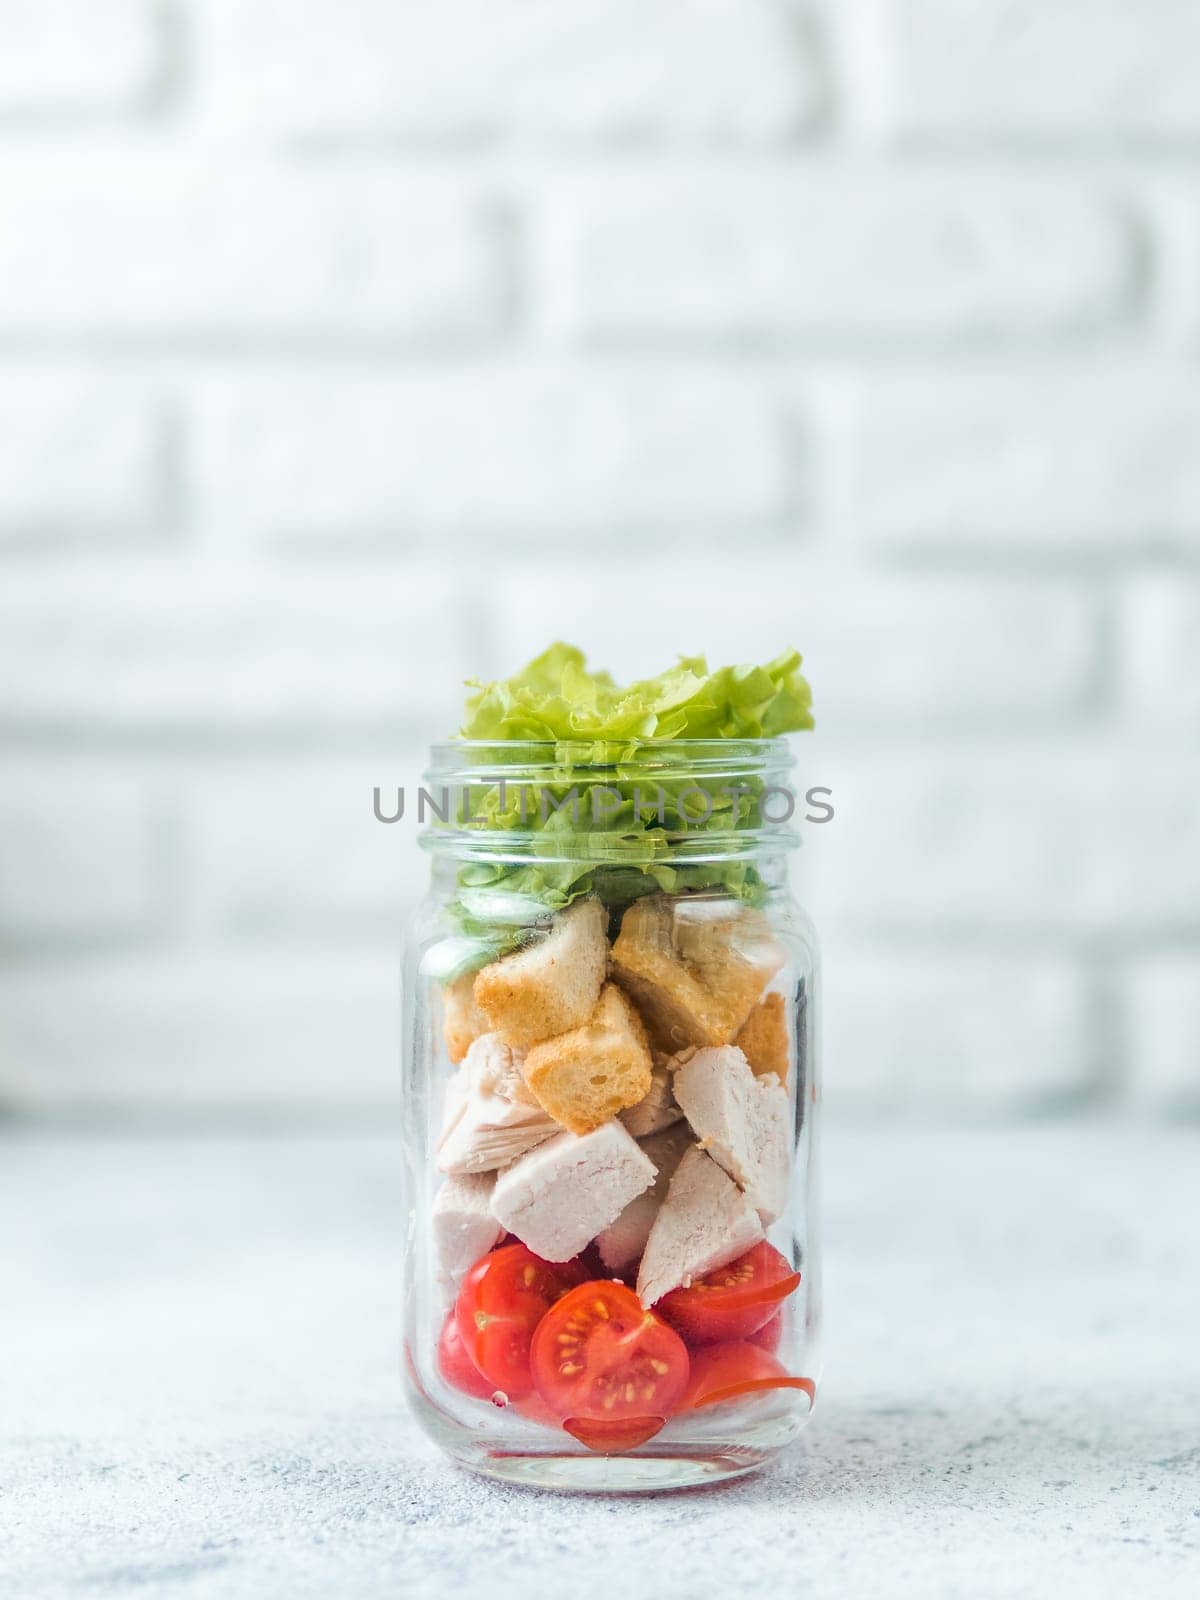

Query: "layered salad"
(418, 645), (816, 1453)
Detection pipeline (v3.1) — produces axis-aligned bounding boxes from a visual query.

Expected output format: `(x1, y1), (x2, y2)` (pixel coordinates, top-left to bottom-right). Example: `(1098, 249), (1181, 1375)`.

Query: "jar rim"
(431, 736), (794, 749)
(432, 739), (800, 758)
(419, 734), (800, 866)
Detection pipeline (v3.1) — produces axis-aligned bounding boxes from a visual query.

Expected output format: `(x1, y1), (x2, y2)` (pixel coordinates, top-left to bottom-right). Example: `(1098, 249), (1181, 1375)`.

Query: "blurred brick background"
(0, 0), (1197, 1122)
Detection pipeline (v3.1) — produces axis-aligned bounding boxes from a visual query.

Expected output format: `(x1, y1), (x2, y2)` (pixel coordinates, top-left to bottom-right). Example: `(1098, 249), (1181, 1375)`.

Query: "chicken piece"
(636, 1146), (764, 1306)
(442, 971), (489, 1064)
(610, 896), (783, 1052)
(436, 1036), (559, 1176)
(734, 992), (791, 1085)
(465, 1030), (537, 1107)
(672, 1045), (790, 1223)
(489, 1121), (655, 1262)
(620, 1058), (684, 1138)
(432, 1172), (502, 1295)
(596, 1122), (693, 1275)
(522, 983), (652, 1135)
(473, 898), (608, 1048)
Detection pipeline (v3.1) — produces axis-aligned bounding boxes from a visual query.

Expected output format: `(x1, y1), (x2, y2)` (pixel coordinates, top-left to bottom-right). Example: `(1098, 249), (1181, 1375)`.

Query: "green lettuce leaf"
(460, 643), (813, 742)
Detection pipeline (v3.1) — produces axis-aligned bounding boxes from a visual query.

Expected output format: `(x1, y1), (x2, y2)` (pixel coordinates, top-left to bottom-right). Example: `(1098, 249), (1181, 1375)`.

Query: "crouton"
(610, 896), (783, 1052)
(473, 898), (607, 1048)
(442, 971), (489, 1064)
(522, 983), (653, 1135)
(620, 1058), (683, 1138)
(636, 1146), (764, 1306)
(672, 1044), (791, 1223)
(734, 991), (791, 1084)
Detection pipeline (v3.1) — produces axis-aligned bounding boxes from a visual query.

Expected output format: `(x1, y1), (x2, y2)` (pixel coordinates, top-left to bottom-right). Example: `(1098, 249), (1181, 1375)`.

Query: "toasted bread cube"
(636, 1146), (763, 1306)
(490, 1122), (655, 1262)
(442, 972), (489, 1064)
(522, 983), (652, 1134)
(735, 992), (790, 1084)
(596, 1122), (693, 1274)
(620, 1058), (684, 1138)
(672, 1044), (790, 1223)
(611, 897), (783, 1052)
(473, 898), (607, 1048)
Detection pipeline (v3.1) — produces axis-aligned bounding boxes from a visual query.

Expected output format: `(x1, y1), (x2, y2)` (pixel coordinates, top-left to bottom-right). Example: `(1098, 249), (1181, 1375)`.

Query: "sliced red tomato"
(530, 1281), (690, 1453)
(749, 1310), (783, 1354)
(657, 1242), (801, 1344)
(437, 1310), (495, 1400)
(680, 1342), (815, 1411)
(454, 1243), (586, 1398)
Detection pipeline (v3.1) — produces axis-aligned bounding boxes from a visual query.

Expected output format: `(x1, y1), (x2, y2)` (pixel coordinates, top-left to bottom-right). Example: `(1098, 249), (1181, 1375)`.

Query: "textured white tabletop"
(2, 1125), (1197, 1600)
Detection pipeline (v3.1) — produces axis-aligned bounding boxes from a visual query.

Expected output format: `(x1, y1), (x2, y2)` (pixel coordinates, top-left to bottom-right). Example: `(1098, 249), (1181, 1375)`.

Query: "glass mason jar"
(400, 738), (821, 1491)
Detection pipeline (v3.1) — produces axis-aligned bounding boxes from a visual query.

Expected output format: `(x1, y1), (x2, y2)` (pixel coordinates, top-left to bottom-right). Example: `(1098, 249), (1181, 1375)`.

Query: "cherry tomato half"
(437, 1310), (495, 1400)
(657, 1242), (801, 1344)
(680, 1341), (815, 1411)
(530, 1280), (691, 1453)
(455, 1243), (586, 1397)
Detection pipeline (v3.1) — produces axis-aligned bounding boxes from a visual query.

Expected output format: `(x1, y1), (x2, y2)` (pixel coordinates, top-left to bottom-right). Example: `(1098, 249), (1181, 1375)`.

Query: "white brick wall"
(189, 367), (788, 541)
(0, 159), (509, 339)
(1120, 578), (1200, 731)
(1122, 959), (1200, 1115)
(0, 0), (162, 113)
(545, 172), (1141, 340)
(879, 0), (1200, 145)
(486, 564), (1101, 726)
(0, 0), (1194, 1123)
(824, 944), (1095, 1118)
(0, 771), (166, 942)
(194, 0), (825, 144)
(0, 375), (164, 540)
(0, 564), (475, 731)
(858, 375), (1200, 553)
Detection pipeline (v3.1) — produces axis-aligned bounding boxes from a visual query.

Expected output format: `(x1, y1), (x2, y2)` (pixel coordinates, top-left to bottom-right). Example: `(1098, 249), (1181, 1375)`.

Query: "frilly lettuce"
(460, 642), (813, 742)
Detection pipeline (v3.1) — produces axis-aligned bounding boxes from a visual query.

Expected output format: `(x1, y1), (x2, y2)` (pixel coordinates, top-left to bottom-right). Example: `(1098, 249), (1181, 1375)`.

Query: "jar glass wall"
(400, 740), (821, 1491)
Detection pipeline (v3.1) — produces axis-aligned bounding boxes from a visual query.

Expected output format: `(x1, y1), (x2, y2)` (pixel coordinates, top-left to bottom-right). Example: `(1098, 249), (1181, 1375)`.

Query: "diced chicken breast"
(672, 1045), (791, 1223)
(636, 1146), (764, 1306)
(464, 1031), (536, 1106)
(596, 1122), (694, 1274)
(620, 1059), (684, 1138)
(435, 1035), (558, 1175)
(473, 898), (608, 1048)
(432, 1172), (502, 1295)
(490, 1121), (655, 1262)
